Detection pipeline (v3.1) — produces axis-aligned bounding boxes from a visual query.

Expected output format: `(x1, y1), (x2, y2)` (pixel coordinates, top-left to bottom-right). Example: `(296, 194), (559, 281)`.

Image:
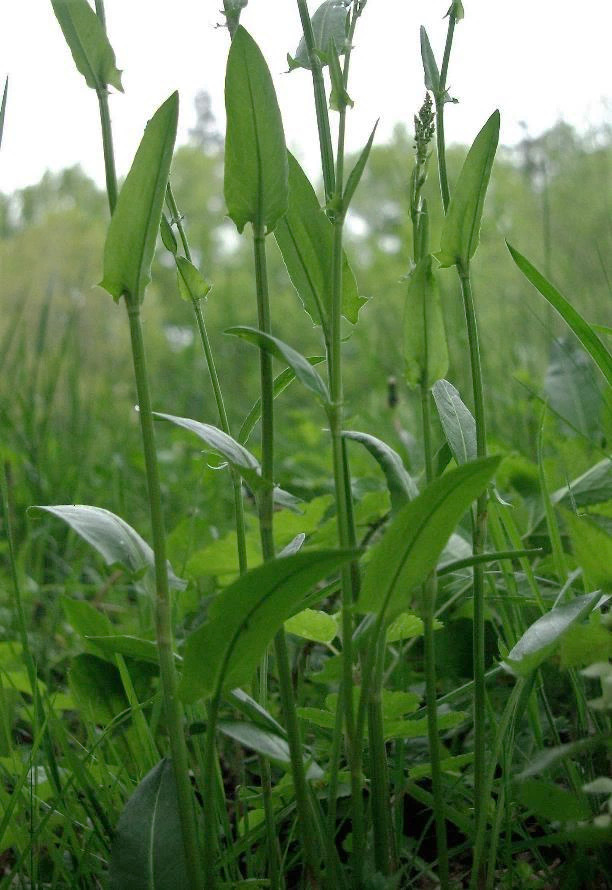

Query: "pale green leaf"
(342, 430), (418, 512)
(432, 379), (476, 464)
(289, 0), (349, 71)
(51, 0), (123, 92)
(175, 256), (211, 302)
(517, 779), (591, 823)
(285, 608), (338, 644)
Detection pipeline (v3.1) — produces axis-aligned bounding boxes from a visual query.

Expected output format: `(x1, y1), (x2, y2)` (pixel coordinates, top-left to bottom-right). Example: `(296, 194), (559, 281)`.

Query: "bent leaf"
(404, 255), (449, 388)
(226, 326), (330, 405)
(29, 504), (185, 591)
(432, 379), (476, 465)
(507, 243), (612, 387)
(100, 93), (178, 303)
(274, 153), (365, 328)
(288, 0), (349, 71)
(437, 110), (500, 268)
(503, 591), (605, 677)
(224, 26), (288, 233)
(358, 457), (500, 619)
(342, 430), (418, 512)
(109, 759), (189, 890)
(179, 549), (353, 702)
(51, 0), (123, 92)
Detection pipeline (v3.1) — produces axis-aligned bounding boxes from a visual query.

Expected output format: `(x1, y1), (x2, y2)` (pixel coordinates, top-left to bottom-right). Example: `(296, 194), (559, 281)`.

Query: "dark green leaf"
(274, 153), (365, 328)
(437, 111), (500, 268)
(289, 0), (349, 71)
(224, 26), (288, 233)
(87, 635), (165, 665)
(419, 26), (440, 94)
(404, 255), (449, 388)
(228, 688), (286, 738)
(507, 242), (612, 387)
(175, 256), (211, 302)
(226, 326), (330, 405)
(109, 759), (189, 890)
(160, 214), (178, 255)
(432, 379), (476, 464)
(517, 780), (591, 823)
(218, 721), (293, 765)
(543, 339), (602, 438)
(565, 511), (612, 592)
(69, 654), (126, 726)
(100, 93), (178, 303)
(342, 430), (418, 512)
(179, 549), (353, 702)
(343, 120), (378, 209)
(503, 591), (605, 677)
(51, 0), (123, 92)
(29, 504), (185, 591)
(358, 457), (500, 619)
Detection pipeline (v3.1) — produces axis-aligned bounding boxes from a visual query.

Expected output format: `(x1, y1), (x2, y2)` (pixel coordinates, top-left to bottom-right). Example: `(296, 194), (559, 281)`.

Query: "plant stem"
(295, 0), (336, 203)
(126, 300), (203, 889)
(458, 262), (489, 884)
(435, 12), (457, 214)
(96, 89), (118, 215)
(368, 632), (394, 875)
(253, 223), (321, 885)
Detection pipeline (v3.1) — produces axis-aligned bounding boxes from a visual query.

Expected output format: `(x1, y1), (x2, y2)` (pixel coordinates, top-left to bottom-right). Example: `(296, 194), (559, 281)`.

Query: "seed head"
(414, 94), (435, 166)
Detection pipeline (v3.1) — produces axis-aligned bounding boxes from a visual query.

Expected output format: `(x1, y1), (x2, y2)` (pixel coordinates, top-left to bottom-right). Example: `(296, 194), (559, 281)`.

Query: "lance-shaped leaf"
(175, 256), (211, 302)
(274, 153), (365, 328)
(288, 0), (350, 71)
(432, 379), (476, 465)
(503, 591), (606, 677)
(217, 721), (322, 778)
(51, 0), (123, 92)
(420, 26), (440, 94)
(404, 255), (449, 389)
(0, 78), (7, 151)
(109, 759), (189, 890)
(224, 26), (288, 233)
(328, 36), (353, 111)
(153, 411), (265, 491)
(160, 214), (178, 255)
(100, 92), (178, 303)
(226, 326), (331, 405)
(437, 110), (500, 268)
(342, 430), (418, 512)
(507, 243), (612, 388)
(179, 549), (353, 702)
(358, 457), (500, 619)
(29, 504), (185, 590)
(343, 120), (379, 209)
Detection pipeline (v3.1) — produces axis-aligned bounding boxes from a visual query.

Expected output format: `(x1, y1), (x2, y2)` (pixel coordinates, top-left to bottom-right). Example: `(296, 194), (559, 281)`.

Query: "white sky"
(1, 1), (610, 193)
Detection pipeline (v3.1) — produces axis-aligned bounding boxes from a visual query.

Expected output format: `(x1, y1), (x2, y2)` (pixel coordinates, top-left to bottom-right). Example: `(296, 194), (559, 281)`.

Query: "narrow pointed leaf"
(109, 759), (189, 890)
(404, 255), (449, 388)
(503, 591), (605, 677)
(86, 635), (166, 665)
(228, 688), (286, 738)
(437, 110), (500, 268)
(100, 93), (178, 303)
(420, 26), (440, 94)
(343, 120), (379, 209)
(432, 379), (476, 465)
(289, 0), (350, 71)
(51, 0), (123, 92)
(224, 26), (288, 233)
(160, 214), (178, 255)
(29, 504), (185, 590)
(328, 36), (353, 111)
(0, 78), (7, 151)
(179, 549), (353, 702)
(175, 256), (211, 302)
(226, 326), (330, 405)
(342, 430), (418, 512)
(507, 243), (612, 387)
(274, 153), (365, 328)
(358, 457), (500, 619)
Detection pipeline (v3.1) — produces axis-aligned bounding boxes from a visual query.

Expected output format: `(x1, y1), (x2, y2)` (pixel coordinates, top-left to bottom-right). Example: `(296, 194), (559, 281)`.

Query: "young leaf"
(153, 411), (266, 491)
(517, 780), (591, 823)
(179, 549), (353, 702)
(0, 78), (7, 152)
(175, 256), (211, 302)
(29, 504), (185, 590)
(419, 26), (440, 94)
(160, 214), (178, 255)
(502, 591), (605, 677)
(432, 379), (476, 465)
(224, 26), (288, 233)
(327, 37), (353, 111)
(507, 243), (612, 387)
(341, 430), (418, 512)
(285, 608), (338, 644)
(358, 457), (500, 619)
(343, 120), (379, 210)
(404, 255), (449, 388)
(109, 759), (189, 890)
(436, 110), (500, 269)
(288, 0), (350, 71)
(226, 326), (331, 405)
(274, 153), (366, 328)
(51, 0), (123, 92)
(100, 93), (178, 304)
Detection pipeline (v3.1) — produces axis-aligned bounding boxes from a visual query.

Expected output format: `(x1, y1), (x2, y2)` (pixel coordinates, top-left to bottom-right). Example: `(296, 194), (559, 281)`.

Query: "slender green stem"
(435, 13), (457, 214)
(126, 301), (203, 888)
(253, 223), (321, 885)
(96, 89), (118, 215)
(202, 690), (223, 889)
(458, 262), (489, 885)
(368, 631), (394, 875)
(295, 0), (336, 203)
